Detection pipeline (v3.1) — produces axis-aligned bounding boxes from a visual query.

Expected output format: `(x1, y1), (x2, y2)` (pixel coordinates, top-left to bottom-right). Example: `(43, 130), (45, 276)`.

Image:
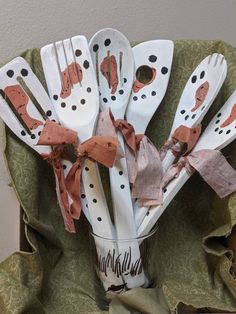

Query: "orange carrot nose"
(132, 68), (156, 93)
(220, 103), (236, 127)
(100, 55), (118, 94)
(191, 81), (209, 112)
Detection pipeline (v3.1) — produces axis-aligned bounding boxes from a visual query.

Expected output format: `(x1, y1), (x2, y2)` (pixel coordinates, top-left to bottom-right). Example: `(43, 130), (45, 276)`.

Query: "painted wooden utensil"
(138, 90), (236, 238)
(125, 40), (174, 227)
(41, 36), (124, 290)
(135, 53), (228, 228)
(89, 28), (146, 288)
(0, 56), (76, 232)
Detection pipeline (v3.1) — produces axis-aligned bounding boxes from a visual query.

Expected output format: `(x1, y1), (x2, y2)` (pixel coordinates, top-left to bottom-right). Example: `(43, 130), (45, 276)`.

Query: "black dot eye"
(46, 110), (52, 117)
(81, 194), (86, 199)
(85, 167), (89, 171)
(123, 78), (127, 83)
(215, 127), (219, 132)
(63, 165), (67, 170)
(180, 110), (186, 114)
(75, 49), (82, 57)
(161, 67), (168, 75)
(7, 70), (14, 78)
(31, 134), (36, 139)
(103, 98), (108, 103)
(93, 44), (99, 52)
(21, 130), (26, 136)
(200, 71), (205, 79)
(191, 114), (196, 119)
(185, 115), (189, 120)
(119, 171), (123, 175)
(148, 55), (157, 62)
(219, 130), (223, 134)
(61, 102), (66, 108)
(141, 94), (146, 99)
(97, 217), (102, 221)
(133, 96), (138, 101)
(217, 113), (222, 118)
(119, 89), (124, 95)
(72, 105), (77, 111)
(163, 188), (167, 193)
(87, 87), (91, 93)
(21, 69), (28, 77)
(215, 119), (220, 124)
(83, 60), (89, 69)
(89, 184), (94, 188)
(120, 184), (125, 189)
(226, 130), (231, 134)
(111, 96), (116, 101)
(81, 99), (86, 105)
(191, 75), (197, 83)
(151, 91), (156, 96)
(104, 39), (111, 46)
(53, 95), (58, 100)
(93, 199), (97, 203)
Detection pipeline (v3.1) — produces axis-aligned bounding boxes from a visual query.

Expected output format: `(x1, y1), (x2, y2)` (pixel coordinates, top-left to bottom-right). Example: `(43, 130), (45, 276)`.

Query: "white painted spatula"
(138, 90), (236, 238)
(89, 28), (146, 288)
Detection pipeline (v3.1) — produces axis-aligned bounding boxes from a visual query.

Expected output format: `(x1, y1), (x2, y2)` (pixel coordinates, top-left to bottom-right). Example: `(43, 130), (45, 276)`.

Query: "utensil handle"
(161, 149), (176, 173)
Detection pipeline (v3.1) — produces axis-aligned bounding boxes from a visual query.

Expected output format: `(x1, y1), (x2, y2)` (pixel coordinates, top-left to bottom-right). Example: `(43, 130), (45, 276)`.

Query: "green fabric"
(1, 40), (236, 313)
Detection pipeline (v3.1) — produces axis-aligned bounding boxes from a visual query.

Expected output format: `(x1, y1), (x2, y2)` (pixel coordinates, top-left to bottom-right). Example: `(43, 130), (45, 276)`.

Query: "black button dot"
(200, 71), (205, 79)
(21, 130), (26, 136)
(226, 130), (231, 134)
(93, 44), (99, 52)
(63, 165), (67, 170)
(124, 78), (127, 83)
(151, 91), (156, 96)
(191, 75), (197, 83)
(120, 184), (125, 189)
(215, 119), (220, 124)
(133, 96), (138, 101)
(201, 105), (206, 111)
(119, 89), (124, 95)
(191, 114), (196, 119)
(146, 211), (150, 216)
(38, 131), (41, 136)
(104, 39), (111, 46)
(72, 105), (77, 111)
(180, 110), (186, 114)
(219, 130), (223, 134)
(141, 94), (146, 99)
(217, 113), (222, 117)
(119, 171), (123, 175)
(31, 134), (36, 139)
(93, 199), (97, 203)
(7, 70), (14, 78)
(61, 102), (66, 108)
(83, 60), (89, 69)
(89, 184), (94, 188)
(148, 55), (157, 62)
(163, 188), (167, 193)
(81, 99), (86, 105)
(86, 204), (88, 208)
(97, 217), (102, 221)
(111, 96), (116, 101)
(185, 115), (189, 120)
(85, 167), (89, 171)
(75, 49), (82, 57)
(21, 69), (28, 76)
(53, 95), (58, 100)
(81, 194), (86, 199)
(103, 98), (108, 103)
(46, 110), (52, 117)
(215, 128), (219, 132)
(161, 67), (168, 75)
(87, 87), (91, 93)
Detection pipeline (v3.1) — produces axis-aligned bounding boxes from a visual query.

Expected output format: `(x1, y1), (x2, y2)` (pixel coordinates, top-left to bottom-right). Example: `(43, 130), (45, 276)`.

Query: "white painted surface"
(0, 0), (236, 261)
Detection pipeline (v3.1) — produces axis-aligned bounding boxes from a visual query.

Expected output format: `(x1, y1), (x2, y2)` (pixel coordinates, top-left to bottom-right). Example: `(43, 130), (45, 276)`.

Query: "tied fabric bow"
(96, 109), (162, 206)
(162, 149), (236, 199)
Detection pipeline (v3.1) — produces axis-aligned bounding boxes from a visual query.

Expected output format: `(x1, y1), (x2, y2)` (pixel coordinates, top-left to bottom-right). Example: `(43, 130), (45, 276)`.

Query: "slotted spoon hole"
(135, 65), (153, 85)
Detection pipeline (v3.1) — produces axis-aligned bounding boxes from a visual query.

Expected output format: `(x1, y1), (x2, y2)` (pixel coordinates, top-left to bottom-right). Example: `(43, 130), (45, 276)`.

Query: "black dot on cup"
(21, 130), (26, 136)
(85, 167), (89, 171)
(72, 105), (77, 111)
(81, 99), (86, 105)
(81, 194), (86, 199)
(191, 114), (196, 119)
(180, 110), (186, 114)
(111, 96), (116, 101)
(104, 38), (111, 46)
(185, 115), (189, 120)
(103, 98), (108, 103)
(75, 49), (82, 57)
(124, 78), (127, 83)
(63, 165), (67, 170)
(215, 119), (220, 124)
(89, 184), (94, 188)
(21, 68), (28, 77)
(46, 110), (52, 117)
(161, 67), (168, 75)
(97, 217), (102, 221)
(226, 130), (231, 134)
(120, 184), (125, 189)
(151, 91), (156, 96)
(119, 89), (124, 95)
(38, 131), (41, 136)
(133, 96), (138, 101)
(87, 87), (91, 93)
(141, 94), (146, 99)
(31, 134), (36, 139)
(148, 55), (157, 62)
(53, 95), (58, 100)
(200, 71), (205, 79)
(219, 130), (223, 134)
(119, 171), (123, 175)
(61, 102), (66, 108)
(7, 70), (14, 78)
(215, 128), (219, 132)
(217, 113), (222, 117)
(93, 199), (97, 203)
(83, 60), (89, 69)
(93, 44), (99, 52)
(191, 75), (197, 83)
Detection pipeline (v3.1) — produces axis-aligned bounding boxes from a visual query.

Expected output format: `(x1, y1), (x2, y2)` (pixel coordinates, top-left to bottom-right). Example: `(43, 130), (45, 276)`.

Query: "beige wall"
(1, 0), (236, 261)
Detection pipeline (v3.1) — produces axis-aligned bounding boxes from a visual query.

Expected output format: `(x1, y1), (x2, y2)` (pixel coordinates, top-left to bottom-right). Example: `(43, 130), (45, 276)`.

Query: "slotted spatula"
(138, 90), (236, 238)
